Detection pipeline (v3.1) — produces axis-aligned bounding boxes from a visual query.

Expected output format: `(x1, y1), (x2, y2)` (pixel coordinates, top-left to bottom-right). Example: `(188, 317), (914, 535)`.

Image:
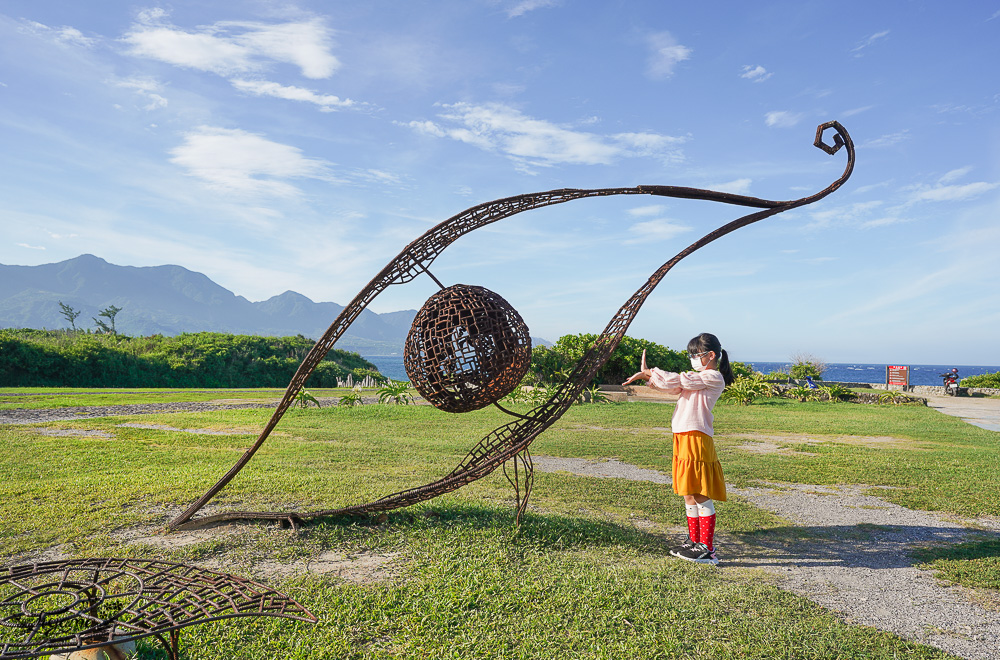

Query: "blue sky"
(1, 1), (998, 365)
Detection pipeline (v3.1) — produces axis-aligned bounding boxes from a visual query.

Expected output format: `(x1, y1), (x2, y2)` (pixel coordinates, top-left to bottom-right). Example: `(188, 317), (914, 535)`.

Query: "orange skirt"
(672, 431), (727, 501)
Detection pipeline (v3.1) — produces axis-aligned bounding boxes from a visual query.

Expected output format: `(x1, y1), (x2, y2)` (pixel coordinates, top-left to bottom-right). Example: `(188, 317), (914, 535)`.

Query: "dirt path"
(533, 455), (1000, 660)
(923, 393), (1000, 433)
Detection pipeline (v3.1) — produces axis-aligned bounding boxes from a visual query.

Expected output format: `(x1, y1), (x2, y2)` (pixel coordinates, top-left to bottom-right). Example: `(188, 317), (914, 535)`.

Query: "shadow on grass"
(302, 501), (671, 556)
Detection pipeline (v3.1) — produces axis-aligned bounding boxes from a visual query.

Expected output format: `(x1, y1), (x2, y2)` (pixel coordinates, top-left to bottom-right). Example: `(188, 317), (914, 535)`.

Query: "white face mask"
(690, 356), (707, 372)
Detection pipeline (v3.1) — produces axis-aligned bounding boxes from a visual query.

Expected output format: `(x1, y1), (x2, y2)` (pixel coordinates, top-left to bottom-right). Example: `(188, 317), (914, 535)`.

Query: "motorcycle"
(940, 370), (961, 396)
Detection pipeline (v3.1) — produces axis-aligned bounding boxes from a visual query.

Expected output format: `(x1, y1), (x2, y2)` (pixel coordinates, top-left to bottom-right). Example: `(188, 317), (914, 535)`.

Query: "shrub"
(0, 329), (379, 388)
(720, 374), (774, 406)
(961, 371), (1000, 388)
(530, 334), (687, 386)
(377, 380), (414, 405)
(789, 352), (826, 380)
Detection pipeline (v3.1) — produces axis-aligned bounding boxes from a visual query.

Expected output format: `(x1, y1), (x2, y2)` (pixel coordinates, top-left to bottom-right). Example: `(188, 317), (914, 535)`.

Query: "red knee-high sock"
(685, 503), (700, 542)
(697, 500), (716, 551)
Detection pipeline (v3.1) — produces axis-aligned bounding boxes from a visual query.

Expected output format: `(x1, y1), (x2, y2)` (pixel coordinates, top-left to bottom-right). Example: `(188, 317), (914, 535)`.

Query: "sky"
(1, 1), (998, 365)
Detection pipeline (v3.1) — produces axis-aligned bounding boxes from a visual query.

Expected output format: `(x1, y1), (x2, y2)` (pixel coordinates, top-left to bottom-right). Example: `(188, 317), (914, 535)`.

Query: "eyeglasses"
(689, 351), (710, 359)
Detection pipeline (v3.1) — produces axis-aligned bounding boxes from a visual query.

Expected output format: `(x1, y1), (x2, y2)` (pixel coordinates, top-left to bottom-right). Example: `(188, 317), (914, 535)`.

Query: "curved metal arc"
(169, 122), (853, 530)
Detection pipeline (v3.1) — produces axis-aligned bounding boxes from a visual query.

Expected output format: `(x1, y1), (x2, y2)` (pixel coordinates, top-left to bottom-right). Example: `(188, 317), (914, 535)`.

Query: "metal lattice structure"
(0, 558), (317, 660)
(170, 121), (854, 530)
(404, 284), (532, 413)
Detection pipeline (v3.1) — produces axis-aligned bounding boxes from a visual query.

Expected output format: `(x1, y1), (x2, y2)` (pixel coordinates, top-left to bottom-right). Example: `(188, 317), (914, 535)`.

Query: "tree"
(93, 305), (123, 335)
(58, 301), (82, 331)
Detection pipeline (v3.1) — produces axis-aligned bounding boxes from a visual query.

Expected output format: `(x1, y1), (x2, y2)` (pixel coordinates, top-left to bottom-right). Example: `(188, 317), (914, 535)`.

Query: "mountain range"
(0, 255), (416, 354)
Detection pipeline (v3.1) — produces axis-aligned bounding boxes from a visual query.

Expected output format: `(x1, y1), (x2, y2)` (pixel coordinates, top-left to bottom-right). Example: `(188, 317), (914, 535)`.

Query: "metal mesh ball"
(404, 284), (531, 413)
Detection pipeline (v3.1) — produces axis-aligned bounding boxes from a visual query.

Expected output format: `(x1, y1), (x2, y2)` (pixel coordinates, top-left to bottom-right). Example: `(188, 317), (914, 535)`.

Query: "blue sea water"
(747, 362), (1000, 387)
(364, 355), (999, 387)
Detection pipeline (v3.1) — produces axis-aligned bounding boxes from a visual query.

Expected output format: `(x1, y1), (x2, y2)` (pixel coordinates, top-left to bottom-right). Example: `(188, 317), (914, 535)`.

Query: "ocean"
(364, 355), (999, 387)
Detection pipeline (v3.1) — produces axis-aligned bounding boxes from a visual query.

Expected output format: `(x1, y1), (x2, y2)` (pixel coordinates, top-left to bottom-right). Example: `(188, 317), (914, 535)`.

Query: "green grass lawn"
(2, 393), (997, 658)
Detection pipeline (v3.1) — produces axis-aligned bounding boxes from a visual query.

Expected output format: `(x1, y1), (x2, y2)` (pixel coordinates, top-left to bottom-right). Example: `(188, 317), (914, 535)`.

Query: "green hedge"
(961, 371), (1000, 388)
(529, 334), (688, 385)
(0, 329), (378, 388)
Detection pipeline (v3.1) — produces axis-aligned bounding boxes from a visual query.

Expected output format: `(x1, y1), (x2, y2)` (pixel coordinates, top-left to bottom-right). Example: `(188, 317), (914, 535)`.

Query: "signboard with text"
(886, 365), (909, 386)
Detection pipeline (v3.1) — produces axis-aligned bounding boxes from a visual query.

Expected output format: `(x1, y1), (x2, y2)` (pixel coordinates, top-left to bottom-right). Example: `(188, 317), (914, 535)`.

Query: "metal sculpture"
(405, 284), (532, 413)
(170, 121), (854, 530)
(0, 558), (316, 660)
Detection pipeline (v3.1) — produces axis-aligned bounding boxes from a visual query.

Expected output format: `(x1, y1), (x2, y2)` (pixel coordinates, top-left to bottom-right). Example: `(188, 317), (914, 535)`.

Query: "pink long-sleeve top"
(647, 368), (726, 436)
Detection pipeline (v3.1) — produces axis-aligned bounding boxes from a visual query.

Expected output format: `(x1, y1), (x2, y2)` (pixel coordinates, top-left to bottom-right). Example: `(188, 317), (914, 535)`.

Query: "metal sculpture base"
(169, 122), (854, 530)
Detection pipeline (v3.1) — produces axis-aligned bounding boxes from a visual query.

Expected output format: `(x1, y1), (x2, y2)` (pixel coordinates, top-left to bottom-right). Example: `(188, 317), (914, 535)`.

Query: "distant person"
(623, 332), (735, 566)
(806, 375), (818, 389)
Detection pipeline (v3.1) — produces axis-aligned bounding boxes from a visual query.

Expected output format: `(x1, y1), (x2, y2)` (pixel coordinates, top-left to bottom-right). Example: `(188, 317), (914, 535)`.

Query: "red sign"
(886, 365), (909, 386)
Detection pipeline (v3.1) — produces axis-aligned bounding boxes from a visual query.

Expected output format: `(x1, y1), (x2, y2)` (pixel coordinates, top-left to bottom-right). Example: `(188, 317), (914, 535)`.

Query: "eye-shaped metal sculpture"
(170, 121), (854, 530)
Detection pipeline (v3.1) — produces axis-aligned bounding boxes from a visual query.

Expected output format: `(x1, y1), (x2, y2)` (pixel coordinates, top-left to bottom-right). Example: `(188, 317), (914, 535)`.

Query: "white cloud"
(403, 103), (685, 169)
(230, 79), (355, 111)
(707, 178), (752, 195)
(841, 105), (873, 117)
(860, 216), (912, 229)
(45, 230), (79, 239)
(862, 130), (910, 148)
(628, 205), (667, 217)
(938, 166), (973, 184)
(22, 20), (98, 48)
(910, 181), (998, 203)
(645, 32), (692, 80)
(115, 77), (168, 110)
(168, 126), (334, 196)
(506, 0), (559, 18)
(123, 15), (339, 79)
(740, 65), (771, 82)
(16, 243), (46, 250)
(764, 111), (802, 128)
(626, 218), (692, 244)
(990, 9), (1000, 21)
(851, 30), (889, 56)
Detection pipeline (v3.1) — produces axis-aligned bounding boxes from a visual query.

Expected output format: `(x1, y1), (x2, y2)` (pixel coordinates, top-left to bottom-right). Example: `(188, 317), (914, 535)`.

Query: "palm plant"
(377, 380), (414, 405)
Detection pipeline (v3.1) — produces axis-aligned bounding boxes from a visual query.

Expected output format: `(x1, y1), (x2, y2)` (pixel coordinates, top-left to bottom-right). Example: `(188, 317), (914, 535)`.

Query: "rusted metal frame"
(0, 559), (316, 660)
(169, 122), (853, 530)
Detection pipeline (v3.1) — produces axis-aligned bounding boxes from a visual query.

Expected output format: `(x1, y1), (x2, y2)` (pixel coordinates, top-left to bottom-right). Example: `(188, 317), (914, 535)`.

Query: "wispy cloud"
(841, 105), (873, 117)
(16, 243), (46, 250)
(625, 218), (693, 244)
(21, 20), (97, 48)
(506, 0), (560, 18)
(739, 65), (771, 82)
(123, 12), (340, 79)
(909, 181), (998, 203)
(707, 178), (752, 195)
(938, 166), (973, 184)
(988, 9), (1000, 21)
(168, 126), (334, 196)
(115, 77), (168, 110)
(862, 130), (910, 148)
(764, 111), (802, 128)
(402, 102), (686, 170)
(230, 79), (356, 111)
(851, 30), (889, 56)
(645, 32), (692, 80)
(628, 205), (667, 218)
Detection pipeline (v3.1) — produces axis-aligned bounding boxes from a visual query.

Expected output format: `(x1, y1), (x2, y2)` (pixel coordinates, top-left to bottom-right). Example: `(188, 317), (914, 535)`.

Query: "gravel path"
(533, 455), (1000, 660)
(0, 398), (377, 425)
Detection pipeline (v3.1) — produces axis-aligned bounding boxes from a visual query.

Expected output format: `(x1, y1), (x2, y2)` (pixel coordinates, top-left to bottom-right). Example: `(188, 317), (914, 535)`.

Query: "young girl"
(623, 332), (734, 565)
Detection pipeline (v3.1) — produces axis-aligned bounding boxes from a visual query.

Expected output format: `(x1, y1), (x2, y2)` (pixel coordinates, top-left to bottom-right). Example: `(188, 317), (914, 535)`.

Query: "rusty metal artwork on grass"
(0, 558), (316, 660)
(170, 121), (854, 530)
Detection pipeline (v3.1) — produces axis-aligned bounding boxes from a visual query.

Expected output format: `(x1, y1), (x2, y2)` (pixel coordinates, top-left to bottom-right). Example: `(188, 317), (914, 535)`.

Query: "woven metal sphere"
(404, 284), (531, 413)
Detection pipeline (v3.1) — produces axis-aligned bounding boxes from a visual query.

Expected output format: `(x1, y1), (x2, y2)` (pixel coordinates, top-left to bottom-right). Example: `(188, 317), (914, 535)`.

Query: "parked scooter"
(940, 368), (961, 396)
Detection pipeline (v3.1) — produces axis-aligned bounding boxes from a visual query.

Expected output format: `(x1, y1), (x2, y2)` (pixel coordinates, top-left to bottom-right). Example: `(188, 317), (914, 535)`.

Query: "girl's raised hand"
(622, 349), (652, 386)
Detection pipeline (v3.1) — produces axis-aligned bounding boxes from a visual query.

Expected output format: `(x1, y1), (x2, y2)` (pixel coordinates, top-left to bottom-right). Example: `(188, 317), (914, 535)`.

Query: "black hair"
(687, 332), (734, 386)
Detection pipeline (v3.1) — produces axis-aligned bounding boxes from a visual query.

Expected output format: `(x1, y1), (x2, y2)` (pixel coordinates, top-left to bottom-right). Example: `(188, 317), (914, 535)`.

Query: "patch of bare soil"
(532, 455), (1000, 660)
(721, 432), (918, 453)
